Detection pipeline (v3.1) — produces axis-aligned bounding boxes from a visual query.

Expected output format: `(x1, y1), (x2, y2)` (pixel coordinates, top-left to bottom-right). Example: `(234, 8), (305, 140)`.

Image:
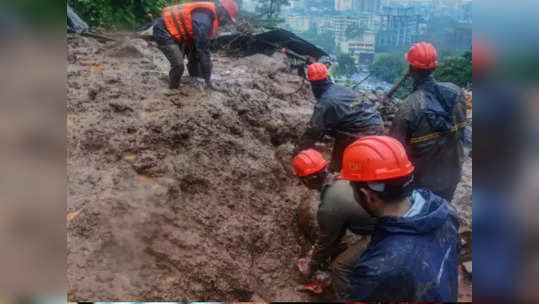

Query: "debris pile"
(67, 35), (472, 301)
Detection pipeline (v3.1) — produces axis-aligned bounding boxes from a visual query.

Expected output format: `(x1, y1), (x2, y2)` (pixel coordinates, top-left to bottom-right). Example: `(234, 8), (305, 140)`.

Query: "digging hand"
(297, 248), (314, 276)
(297, 270), (332, 295)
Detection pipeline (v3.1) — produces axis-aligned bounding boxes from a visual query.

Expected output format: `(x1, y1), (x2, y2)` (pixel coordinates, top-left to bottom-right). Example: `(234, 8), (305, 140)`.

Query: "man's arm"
(297, 102), (331, 151)
(310, 201), (346, 271)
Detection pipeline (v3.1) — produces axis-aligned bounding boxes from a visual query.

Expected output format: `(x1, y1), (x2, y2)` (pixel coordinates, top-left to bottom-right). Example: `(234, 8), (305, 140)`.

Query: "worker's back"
(390, 76), (467, 201)
(319, 179), (375, 235)
(347, 188), (460, 301)
(316, 84), (384, 138)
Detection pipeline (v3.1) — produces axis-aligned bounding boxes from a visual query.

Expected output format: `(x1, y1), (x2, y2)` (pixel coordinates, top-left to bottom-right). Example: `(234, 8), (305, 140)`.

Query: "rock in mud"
(462, 261), (472, 275)
(109, 100), (133, 112)
(297, 195), (319, 242)
(106, 38), (149, 59)
(237, 53), (288, 75)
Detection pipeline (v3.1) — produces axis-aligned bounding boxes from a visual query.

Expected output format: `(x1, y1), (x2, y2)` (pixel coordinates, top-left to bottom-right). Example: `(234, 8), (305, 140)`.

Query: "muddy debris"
(67, 35), (472, 301)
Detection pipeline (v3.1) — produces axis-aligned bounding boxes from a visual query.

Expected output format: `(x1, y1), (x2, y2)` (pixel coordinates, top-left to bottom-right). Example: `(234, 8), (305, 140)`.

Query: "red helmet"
(307, 63), (329, 81)
(406, 42), (438, 69)
(340, 136), (414, 182)
(293, 149), (328, 177)
(220, 0), (239, 22)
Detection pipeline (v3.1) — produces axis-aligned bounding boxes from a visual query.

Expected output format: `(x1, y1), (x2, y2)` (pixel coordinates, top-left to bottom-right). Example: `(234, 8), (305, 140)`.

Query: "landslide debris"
(67, 35), (472, 301)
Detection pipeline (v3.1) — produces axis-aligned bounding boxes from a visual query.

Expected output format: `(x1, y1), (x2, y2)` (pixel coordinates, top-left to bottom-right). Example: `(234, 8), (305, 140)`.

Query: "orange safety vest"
(162, 2), (219, 43)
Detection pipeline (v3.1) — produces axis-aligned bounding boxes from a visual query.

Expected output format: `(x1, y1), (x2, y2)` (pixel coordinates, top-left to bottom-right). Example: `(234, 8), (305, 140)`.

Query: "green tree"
(68, 0), (178, 30)
(370, 53), (407, 83)
(335, 53), (358, 77)
(393, 51), (472, 99)
(433, 51), (472, 88)
(255, 0), (292, 26)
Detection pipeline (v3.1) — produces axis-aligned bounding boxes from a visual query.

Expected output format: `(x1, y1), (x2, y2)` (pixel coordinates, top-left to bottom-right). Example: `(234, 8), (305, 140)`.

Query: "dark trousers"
(153, 18), (202, 88)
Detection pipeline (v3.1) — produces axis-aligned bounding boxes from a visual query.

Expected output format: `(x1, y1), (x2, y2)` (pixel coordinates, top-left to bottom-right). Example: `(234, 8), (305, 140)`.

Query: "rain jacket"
(348, 188), (460, 301)
(390, 76), (467, 201)
(310, 179), (375, 271)
(303, 81), (384, 143)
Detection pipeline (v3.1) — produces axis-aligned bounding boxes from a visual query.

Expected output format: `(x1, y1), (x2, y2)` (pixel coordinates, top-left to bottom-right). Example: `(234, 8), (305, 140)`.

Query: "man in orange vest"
(153, 0), (238, 89)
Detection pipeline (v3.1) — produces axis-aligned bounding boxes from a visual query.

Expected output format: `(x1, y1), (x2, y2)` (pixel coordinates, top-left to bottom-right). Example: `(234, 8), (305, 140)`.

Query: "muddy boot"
(158, 43), (185, 89)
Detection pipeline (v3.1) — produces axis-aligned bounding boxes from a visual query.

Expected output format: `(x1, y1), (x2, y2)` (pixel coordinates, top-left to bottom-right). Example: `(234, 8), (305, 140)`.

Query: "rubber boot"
(158, 43), (185, 89)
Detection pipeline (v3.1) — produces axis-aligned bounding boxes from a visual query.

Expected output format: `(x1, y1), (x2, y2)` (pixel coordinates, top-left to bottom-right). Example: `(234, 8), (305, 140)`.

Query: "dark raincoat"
(390, 76), (467, 201)
(301, 80), (384, 172)
(347, 188), (460, 301)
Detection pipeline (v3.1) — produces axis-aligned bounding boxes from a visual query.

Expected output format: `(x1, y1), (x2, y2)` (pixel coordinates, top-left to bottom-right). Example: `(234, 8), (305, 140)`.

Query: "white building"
(353, 0), (382, 13)
(338, 30), (376, 65)
(311, 16), (333, 33)
(330, 15), (376, 43)
(285, 15), (310, 32)
(335, 0), (353, 11)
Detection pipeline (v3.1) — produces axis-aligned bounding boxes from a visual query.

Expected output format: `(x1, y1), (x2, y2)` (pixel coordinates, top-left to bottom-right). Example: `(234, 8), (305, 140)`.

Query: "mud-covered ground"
(67, 34), (472, 301)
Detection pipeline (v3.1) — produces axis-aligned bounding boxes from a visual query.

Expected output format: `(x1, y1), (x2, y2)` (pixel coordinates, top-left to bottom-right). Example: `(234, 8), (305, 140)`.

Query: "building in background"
(335, 0), (353, 11)
(285, 15), (311, 32)
(311, 15), (333, 32)
(339, 30), (376, 65)
(459, 1), (472, 24)
(353, 0), (382, 13)
(376, 6), (420, 50)
(330, 14), (376, 43)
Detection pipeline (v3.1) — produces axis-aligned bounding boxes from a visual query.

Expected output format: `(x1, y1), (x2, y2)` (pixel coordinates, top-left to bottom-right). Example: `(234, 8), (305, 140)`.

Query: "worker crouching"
(293, 149), (375, 299)
(152, 0), (238, 90)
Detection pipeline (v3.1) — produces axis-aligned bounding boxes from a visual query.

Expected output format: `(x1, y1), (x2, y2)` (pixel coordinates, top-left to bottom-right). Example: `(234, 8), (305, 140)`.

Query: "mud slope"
(67, 35), (472, 301)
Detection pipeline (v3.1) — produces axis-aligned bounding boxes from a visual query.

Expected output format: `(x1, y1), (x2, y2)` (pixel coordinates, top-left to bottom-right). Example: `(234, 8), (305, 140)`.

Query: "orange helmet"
(307, 63), (329, 81)
(220, 0), (239, 22)
(340, 136), (414, 182)
(293, 149), (328, 177)
(405, 42), (438, 69)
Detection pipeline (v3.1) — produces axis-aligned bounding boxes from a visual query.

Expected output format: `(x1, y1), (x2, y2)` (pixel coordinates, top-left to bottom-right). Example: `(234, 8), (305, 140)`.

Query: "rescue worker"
(152, 0), (238, 89)
(297, 63), (384, 173)
(293, 149), (375, 299)
(340, 135), (460, 301)
(390, 42), (467, 201)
